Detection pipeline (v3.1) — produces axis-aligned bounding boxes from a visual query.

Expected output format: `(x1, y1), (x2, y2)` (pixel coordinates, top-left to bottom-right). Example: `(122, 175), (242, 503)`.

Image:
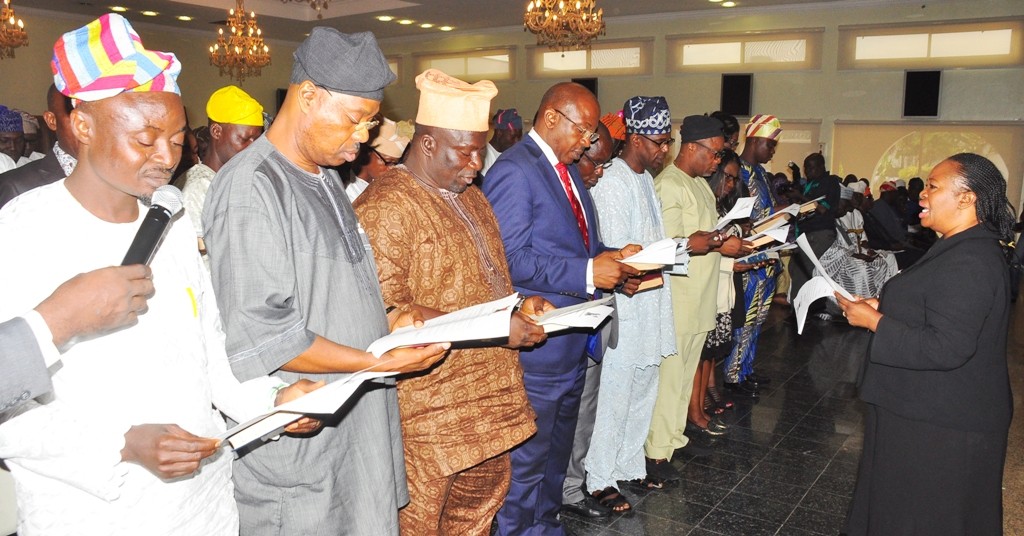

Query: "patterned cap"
(600, 111), (626, 141)
(0, 106), (23, 132)
(879, 181), (897, 193)
(493, 108), (523, 130)
(624, 96), (671, 135)
(415, 69), (497, 132)
(19, 111), (39, 134)
(291, 28), (395, 101)
(52, 14), (180, 103)
(848, 181), (866, 195)
(745, 114), (782, 140)
(370, 117), (411, 159)
(207, 85), (264, 127)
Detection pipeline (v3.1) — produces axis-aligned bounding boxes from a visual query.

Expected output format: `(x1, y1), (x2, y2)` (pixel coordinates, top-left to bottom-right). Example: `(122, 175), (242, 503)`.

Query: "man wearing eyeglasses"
(346, 117), (410, 202)
(646, 115), (753, 481)
(203, 28), (449, 536)
(483, 82), (641, 535)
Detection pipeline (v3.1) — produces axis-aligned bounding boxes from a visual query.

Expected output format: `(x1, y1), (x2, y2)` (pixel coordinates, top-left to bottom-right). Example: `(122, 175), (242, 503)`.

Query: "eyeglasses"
(371, 147), (400, 166)
(691, 141), (728, 160)
(581, 152), (613, 170)
(553, 109), (599, 144)
(316, 85), (380, 133)
(637, 133), (675, 150)
(722, 171), (739, 182)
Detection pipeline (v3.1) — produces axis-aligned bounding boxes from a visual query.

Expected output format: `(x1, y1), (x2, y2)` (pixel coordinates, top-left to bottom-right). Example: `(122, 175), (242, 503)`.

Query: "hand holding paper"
(715, 196), (756, 230)
(619, 238), (679, 270)
(531, 296), (615, 333)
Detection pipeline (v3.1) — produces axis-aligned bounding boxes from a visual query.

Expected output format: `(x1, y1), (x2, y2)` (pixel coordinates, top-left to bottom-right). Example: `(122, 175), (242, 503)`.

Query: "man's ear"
(43, 111), (58, 133)
(209, 122), (223, 141)
(418, 132), (436, 159)
(295, 81), (318, 114)
(69, 107), (94, 147)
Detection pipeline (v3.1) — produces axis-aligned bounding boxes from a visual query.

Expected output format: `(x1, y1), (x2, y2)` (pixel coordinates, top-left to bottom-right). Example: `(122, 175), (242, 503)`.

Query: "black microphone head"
(151, 185), (184, 217)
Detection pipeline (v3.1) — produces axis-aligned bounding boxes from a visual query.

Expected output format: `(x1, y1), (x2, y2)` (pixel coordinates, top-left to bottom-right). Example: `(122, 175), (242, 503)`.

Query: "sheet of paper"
(216, 368), (397, 450)
(620, 238), (679, 270)
(796, 234), (855, 300)
(752, 203), (799, 231)
(366, 293), (519, 357)
(715, 196), (756, 230)
(532, 296), (614, 333)
(747, 224), (790, 249)
(793, 276), (837, 334)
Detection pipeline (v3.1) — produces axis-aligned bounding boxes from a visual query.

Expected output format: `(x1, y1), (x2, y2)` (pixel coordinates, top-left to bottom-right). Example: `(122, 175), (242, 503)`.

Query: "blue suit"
(483, 134), (609, 535)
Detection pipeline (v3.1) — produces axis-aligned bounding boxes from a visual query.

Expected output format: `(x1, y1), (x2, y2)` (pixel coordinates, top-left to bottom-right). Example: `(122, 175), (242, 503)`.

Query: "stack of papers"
(715, 197), (755, 230)
(532, 296), (615, 333)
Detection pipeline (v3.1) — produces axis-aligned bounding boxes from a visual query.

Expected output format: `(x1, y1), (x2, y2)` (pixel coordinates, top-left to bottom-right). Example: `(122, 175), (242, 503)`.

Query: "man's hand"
(36, 265), (155, 347)
(507, 311), (547, 349)
(275, 380), (326, 435)
(518, 296), (556, 317)
(619, 244), (643, 258)
(593, 248), (641, 290)
(618, 275), (642, 296)
(387, 308), (424, 333)
(716, 236), (754, 257)
(379, 343), (451, 374)
(687, 231), (723, 255)
(121, 424), (220, 480)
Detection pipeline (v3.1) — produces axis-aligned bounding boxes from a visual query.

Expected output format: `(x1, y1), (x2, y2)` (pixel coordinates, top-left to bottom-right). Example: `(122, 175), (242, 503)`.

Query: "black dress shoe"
(561, 495), (612, 518)
(746, 372), (772, 385)
(645, 456), (682, 482)
(723, 381), (759, 398)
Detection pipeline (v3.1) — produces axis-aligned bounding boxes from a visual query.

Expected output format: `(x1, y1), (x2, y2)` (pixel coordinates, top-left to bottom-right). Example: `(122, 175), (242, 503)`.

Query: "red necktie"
(555, 162), (590, 250)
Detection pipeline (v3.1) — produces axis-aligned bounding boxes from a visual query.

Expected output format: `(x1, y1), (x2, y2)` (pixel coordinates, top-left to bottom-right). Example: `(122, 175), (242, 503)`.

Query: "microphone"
(121, 185), (184, 266)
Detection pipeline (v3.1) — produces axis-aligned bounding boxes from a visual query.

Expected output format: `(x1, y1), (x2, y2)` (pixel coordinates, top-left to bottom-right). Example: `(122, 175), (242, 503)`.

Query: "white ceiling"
(20, 0), (851, 43)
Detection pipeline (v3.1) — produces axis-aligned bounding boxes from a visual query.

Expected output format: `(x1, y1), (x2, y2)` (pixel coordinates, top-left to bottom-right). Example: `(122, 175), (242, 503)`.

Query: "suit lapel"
(524, 137), (589, 252)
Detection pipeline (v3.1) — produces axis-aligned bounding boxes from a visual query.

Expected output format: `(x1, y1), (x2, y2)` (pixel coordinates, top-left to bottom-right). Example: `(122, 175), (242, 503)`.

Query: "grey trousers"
(561, 358), (602, 504)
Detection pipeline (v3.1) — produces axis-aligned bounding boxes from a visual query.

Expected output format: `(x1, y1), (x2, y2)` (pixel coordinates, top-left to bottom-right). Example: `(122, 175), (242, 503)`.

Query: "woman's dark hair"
(707, 150), (742, 213)
(709, 111), (740, 139)
(946, 152), (1016, 244)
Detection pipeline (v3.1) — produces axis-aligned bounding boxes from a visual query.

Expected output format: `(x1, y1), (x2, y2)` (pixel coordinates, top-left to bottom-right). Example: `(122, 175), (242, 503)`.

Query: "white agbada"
(0, 180), (283, 536)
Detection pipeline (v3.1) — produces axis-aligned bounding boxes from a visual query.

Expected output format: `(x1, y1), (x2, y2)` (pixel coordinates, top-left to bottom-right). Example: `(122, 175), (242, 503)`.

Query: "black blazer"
(0, 153), (67, 209)
(860, 224), (1012, 434)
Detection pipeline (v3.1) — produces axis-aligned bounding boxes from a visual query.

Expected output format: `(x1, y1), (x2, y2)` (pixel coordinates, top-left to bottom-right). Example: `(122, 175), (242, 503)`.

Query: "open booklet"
(619, 238), (680, 291)
(746, 224), (791, 249)
(715, 196), (756, 230)
(793, 233), (856, 334)
(751, 196), (825, 234)
(531, 295), (614, 333)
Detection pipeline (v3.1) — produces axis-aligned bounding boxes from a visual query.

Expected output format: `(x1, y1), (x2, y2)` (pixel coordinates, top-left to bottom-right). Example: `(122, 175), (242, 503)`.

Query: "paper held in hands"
(793, 233), (855, 334)
(531, 296), (615, 334)
(715, 196), (756, 230)
(746, 224), (791, 249)
(618, 238), (679, 271)
(751, 197), (823, 234)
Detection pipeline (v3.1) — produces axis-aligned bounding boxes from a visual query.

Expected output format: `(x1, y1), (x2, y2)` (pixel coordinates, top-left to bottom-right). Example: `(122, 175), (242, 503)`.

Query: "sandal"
(627, 475), (665, 490)
(704, 394), (726, 415)
(591, 486), (632, 515)
(707, 385), (734, 411)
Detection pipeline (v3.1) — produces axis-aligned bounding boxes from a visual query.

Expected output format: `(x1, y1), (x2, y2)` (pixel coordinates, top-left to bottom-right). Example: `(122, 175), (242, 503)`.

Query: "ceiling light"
(525, 0), (605, 53)
(176, 15), (193, 21)
(709, 0), (723, 2)
(438, 26), (453, 32)
(397, 19), (414, 25)
(376, 15), (393, 21)
(722, 1), (736, 5)
(0, 0), (29, 60)
(209, 0), (271, 83)
(110, 5), (128, 12)
(140, 10), (158, 16)
(419, 23), (433, 28)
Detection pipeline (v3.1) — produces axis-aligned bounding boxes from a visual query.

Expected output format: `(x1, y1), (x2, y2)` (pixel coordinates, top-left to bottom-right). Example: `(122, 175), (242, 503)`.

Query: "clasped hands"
(835, 293), (881, 332)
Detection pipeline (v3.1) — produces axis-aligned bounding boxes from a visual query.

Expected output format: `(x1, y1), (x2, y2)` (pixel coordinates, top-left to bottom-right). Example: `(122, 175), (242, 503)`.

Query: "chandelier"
(280, 0), (330, 20)
(209, 0), (271, 83)
(524, 0), (605, 53)
(0, 0), (28, 59)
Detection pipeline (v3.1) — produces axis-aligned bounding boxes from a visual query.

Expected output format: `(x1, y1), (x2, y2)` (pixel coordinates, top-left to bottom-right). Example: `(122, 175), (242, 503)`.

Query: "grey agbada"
(202, 28), (407, 535)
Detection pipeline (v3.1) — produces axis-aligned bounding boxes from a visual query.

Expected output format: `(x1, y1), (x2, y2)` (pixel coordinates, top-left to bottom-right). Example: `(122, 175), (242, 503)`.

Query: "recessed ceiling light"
(140, 10), (158, 16)
(110, 5), (128, 12)
(376, 15), (394, 22)
(176, 15), (193, 21)
(419, 23), (433, 28)
(438, 26), (454, 31)
(722, 1), (736, 5)
(397, 19), (415, 25)
(709, 0), (723, 2)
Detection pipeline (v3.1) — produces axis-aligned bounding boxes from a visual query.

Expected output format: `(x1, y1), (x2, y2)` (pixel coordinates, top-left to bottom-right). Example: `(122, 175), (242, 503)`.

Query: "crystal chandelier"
(280, 0), (330, 20)
(524, 0), (605, 53)
(0, 0), (28, 60)
(209, 0), (271, 83)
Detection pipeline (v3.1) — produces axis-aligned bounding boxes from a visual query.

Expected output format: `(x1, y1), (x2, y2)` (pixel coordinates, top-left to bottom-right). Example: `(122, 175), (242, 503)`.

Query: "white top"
(0, 152), (15, 174)
(15, 152), (45, 168)
(839, 208), (864, 248)
(481, 143), (501, 177)
(345, 176), (370, 203)
(182, 163), (216, 239)
(589, 158), (676, 367)
(0, 181), (283, 536)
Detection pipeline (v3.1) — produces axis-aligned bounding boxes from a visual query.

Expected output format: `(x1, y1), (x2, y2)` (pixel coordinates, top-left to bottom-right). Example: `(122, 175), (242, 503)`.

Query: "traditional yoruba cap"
(840, 185), (854, 200)
(600, 110), (626, 141)
(680, 115), (724, 143)
(395, 119), (415, 140)
(894, 178), (907, 189)
(206, 85), (264, 127)
(745, 114), (782, 140)
(879, 181), (897, 192)
(624, 96), (671, 135)
(370, 117), (411, 159)
(415, 69), (497, 132)
(493, 108), (522, 130)
(848, 181), (866, 195)
(51, 14), (181, 103)
(19, 112), (39, 135)
(291, 28), (395, 101)
(0, 106), (23, 132)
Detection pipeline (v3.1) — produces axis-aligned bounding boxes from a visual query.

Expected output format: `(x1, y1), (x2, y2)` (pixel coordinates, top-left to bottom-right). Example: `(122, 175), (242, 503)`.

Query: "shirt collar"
(53, 142), (77, 176)
(528, 129), (559, 168)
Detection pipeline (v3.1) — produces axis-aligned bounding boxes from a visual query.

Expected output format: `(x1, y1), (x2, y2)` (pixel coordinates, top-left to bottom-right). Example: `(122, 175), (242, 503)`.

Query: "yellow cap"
(206, 85), (264, 127)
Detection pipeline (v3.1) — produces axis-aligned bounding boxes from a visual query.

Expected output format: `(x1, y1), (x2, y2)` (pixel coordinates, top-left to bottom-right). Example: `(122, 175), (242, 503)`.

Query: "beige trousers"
(644, 331), (708, 461)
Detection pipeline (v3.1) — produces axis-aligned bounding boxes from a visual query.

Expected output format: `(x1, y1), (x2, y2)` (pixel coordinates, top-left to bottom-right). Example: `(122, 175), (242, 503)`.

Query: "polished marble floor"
(554, 306), (869, 536)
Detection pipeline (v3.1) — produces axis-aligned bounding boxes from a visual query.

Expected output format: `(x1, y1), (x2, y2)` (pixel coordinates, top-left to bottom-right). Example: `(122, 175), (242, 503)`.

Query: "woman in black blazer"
(837, 153), (1015, 535)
